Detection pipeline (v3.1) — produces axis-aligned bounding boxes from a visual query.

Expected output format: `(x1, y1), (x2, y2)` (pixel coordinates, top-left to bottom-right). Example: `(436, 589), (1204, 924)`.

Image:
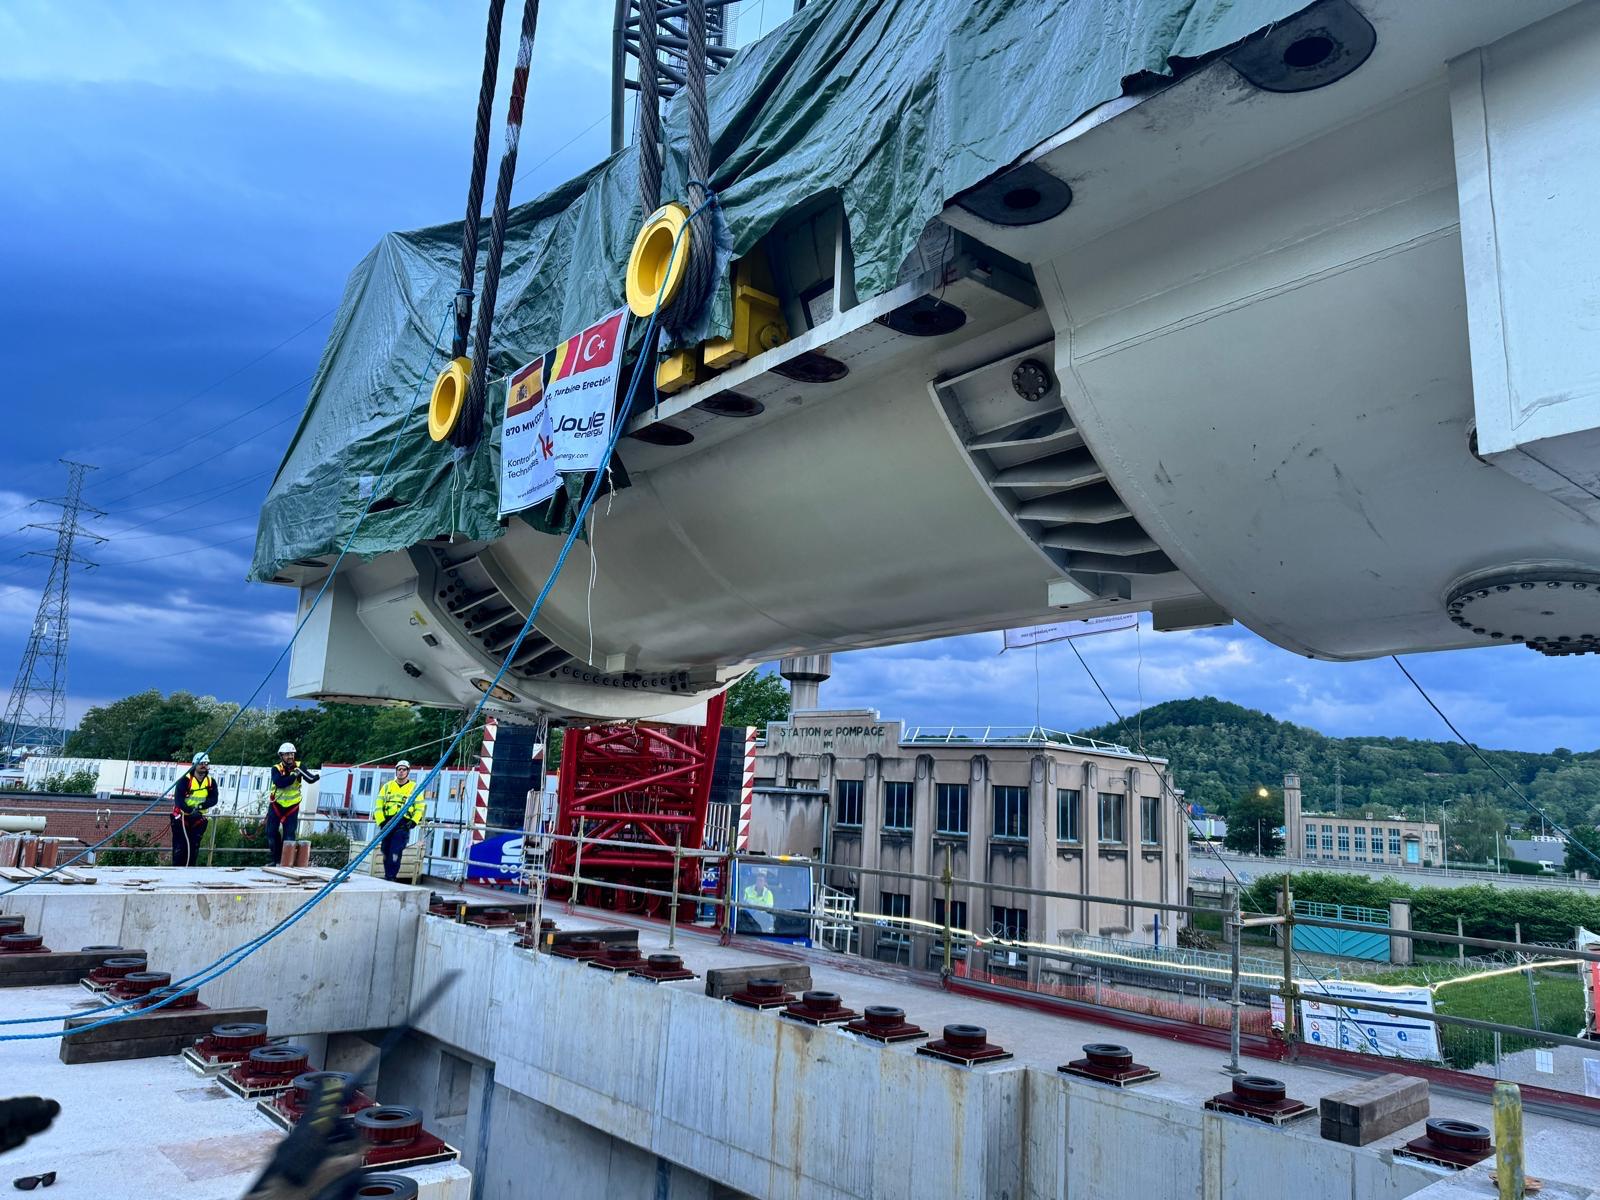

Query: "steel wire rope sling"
(440, 0), (542, 448)
(624, 0), (719, 350)
(0, 204), (708, 1040)
(0, 307), (455, 899)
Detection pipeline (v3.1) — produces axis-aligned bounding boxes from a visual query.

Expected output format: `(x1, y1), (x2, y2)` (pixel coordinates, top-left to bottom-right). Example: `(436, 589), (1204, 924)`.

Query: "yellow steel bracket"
(704, 261), (788, 369)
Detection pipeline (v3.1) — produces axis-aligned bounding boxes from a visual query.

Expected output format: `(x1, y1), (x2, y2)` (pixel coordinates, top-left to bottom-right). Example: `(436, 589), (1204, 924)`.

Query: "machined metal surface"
(1204, 1075), (1314, 1125)
(844, 1004), (929, 1044)
(1058, 1041), (1161, 1087)
(779, 990), (858, 1026)
(726, 977), (797, 1010)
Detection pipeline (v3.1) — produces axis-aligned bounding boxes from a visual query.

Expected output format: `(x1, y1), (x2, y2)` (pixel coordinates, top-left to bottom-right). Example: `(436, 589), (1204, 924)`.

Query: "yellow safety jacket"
(174, 771), (216, 817)
(270, 766), (303, 809)
(375, 779), (424, 826)
(741, 884), (774, 907)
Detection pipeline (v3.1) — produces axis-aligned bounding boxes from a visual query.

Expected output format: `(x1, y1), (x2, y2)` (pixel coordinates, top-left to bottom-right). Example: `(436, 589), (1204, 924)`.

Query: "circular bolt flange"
(352, 1176), (420, 1200)
(119, 971), (171, 994)
(1444, 570), (1600, 655)
(356, 1105), (424, 1146)
(1425, 1118), (1491, 1152)
(864, 1006), (905, 1030)
(1082, 1043), (1133, 1068)
(1233, 1075), (1287, 1104)
(248, 1045), (311, 1076)
(80, 944), (123, 952)
(942, 1024), (989, 1051)
(0, 932), (43, 953)
(798, 991), (842, 1014)
(138, 986), (199, 1010)
(99, 956), (146, 977)
(211, 1023), (267, 1050)
(957, 162), (1074, 227)
(1011, 358), (1053, 402)
(647, 954), (683, 970)
(0, 917), (24, 936)
(747, 978), (786, 999)
(293, 1070), (354, 1107)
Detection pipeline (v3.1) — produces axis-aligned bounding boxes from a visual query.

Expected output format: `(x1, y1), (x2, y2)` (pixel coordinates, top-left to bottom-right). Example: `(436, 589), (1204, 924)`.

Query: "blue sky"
(1, 0), (1596, 753)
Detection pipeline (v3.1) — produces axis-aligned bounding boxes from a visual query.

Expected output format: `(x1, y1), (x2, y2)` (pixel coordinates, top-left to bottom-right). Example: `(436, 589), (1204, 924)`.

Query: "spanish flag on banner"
(549, 309), (626, 383)
(506, 356), (545, 418)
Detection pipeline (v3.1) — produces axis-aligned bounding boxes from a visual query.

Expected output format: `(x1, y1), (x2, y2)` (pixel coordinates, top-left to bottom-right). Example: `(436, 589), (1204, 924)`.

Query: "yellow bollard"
(1493, 1080), (1524, 1200)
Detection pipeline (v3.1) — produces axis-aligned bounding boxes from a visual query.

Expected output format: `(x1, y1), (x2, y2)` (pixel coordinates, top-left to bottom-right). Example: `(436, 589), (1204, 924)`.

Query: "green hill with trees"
(1077, 697), (1600, 862)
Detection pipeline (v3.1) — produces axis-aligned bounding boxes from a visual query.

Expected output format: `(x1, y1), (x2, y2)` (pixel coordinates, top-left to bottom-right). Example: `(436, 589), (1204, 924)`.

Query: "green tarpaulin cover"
(251, 0), (1306, 581)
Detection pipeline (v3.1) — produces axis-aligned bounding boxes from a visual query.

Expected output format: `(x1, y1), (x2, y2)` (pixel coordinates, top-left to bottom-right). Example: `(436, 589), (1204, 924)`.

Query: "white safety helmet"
(395, 760), (411, 771)
(278, 742), (296, 755)
(192, 752), (210, 766)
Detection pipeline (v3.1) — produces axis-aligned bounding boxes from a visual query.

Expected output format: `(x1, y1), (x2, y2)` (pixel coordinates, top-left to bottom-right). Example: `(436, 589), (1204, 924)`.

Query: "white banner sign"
(1281, 980), (1441, 1061)
(1002, 612), (1138, 650)
(545, 306), (628, 473)
(498, 354), (559, 516)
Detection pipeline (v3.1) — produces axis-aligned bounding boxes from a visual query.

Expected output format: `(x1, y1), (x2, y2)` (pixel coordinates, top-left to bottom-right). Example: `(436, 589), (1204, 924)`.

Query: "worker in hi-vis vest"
(171, 752), (219, 868)
(373, 760), (425, 882)
(267, 742), (319, 865)
(740, 866), (777, 933)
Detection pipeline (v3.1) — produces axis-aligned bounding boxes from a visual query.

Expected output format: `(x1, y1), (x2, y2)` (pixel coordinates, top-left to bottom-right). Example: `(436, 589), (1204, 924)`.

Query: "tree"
(722, 670), (790, 731)
(1565, 825), (1600, 877)
(1223, 786), (1284, 856)
(64, 690), (166, 757)
(1442, 793), (1507, 865)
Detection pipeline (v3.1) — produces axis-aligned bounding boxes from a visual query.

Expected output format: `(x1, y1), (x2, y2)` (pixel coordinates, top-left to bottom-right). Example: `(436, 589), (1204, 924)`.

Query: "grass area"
(1343, 961), (1586, 1069)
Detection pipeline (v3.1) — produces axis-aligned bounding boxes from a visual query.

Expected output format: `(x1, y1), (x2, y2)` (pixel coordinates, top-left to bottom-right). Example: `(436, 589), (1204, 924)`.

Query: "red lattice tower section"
(547, 693), (725, 919)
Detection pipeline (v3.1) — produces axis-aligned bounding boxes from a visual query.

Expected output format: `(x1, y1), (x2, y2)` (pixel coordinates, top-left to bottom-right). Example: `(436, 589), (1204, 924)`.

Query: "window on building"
(1140, 795), (1161, 845)
(1337, 825), (1350, 855)
(935, 783), (969, 836)
(882, 781), (914, 831)
(835, 779), (863, 828)
(991, 906), (1028, 941)
(1098, 793), (1126, 844)
(1389, 830), (1401, 856)
(931, 897), (969, 933)
(358, 773), (374, 797)
(1369, 827), (1384, 857)
(1056, 788), (1081, 843)
(992, 786), (1028, 839)
(1354, 829), (1367, 854)
(880, 892), (911, 944)
(441, 835), (460, 859)
(1322, 829), (1334, 851)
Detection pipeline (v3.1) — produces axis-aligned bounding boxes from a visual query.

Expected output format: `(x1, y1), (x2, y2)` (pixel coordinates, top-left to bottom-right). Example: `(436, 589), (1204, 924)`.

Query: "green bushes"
(1242, 871), (1600, 946)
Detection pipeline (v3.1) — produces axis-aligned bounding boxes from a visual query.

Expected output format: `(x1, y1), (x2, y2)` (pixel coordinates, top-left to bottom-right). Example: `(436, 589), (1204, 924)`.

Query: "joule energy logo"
(545, 306), (628, 472)
(496, 306), (630, 517)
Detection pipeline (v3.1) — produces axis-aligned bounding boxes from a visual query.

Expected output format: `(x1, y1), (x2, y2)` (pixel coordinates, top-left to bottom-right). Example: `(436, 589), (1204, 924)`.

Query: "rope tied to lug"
(453, 0), (543, 448)
(454, 0), (507, 363)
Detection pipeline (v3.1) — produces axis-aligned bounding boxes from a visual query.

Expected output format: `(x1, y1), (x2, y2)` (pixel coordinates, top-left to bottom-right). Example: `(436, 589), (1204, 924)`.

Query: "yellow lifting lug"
(704, 261), (788, 369)
(428, 357), (472, 443)
(626, 203), (692, 318)
(655, 348), (702, 395)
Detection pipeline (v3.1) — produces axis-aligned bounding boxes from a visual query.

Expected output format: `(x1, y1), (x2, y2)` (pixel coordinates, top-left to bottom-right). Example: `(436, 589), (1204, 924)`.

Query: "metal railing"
(1194, 850), (1600, 891)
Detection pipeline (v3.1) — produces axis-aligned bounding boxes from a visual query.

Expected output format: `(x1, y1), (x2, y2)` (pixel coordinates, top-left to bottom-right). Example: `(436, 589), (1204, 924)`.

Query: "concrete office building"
(750, 709), (1186, 978)
(1282, 773), (1442, 867)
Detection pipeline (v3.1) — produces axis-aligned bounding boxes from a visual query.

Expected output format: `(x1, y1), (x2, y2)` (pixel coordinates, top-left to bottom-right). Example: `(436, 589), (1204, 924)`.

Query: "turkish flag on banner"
(550, 309), (626, 382)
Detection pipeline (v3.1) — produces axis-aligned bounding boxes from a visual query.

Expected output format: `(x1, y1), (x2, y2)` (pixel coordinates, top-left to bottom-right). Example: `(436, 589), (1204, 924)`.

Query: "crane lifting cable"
(453, 0), (507, 363)
(626, 0), (719, 346)
(445, 0), (543, 448)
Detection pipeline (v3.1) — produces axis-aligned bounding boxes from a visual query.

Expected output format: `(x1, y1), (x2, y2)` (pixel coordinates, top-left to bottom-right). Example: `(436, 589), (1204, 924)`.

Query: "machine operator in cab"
(171, 752), (219, 868)
(374, 760), (426, 883)
(267, 742), (320, 865)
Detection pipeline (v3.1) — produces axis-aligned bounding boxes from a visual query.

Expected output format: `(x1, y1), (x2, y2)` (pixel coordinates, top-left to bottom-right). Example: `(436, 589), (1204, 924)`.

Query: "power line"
(83, 308), (334, 469)
(98, 410), (303, 507)
(1391, 655), (1600, 871)
(514, 112), (608, 185)
(89, 375), (312, 492)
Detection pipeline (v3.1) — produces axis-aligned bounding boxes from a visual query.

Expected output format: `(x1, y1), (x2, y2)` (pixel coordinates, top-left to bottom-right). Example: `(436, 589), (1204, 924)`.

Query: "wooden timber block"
(1319, 1073), (1429, 1146)
(704, 963), (812, 1000)
(60, 1004), (268, 1065)
(0, 949), (147, 989)
(549, 927), (638, 949)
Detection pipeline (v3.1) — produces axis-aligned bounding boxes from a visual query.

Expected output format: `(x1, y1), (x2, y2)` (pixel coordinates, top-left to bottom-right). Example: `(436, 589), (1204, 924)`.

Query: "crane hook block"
(428, 357), (472, 443)
(626, 203), (691, 317)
